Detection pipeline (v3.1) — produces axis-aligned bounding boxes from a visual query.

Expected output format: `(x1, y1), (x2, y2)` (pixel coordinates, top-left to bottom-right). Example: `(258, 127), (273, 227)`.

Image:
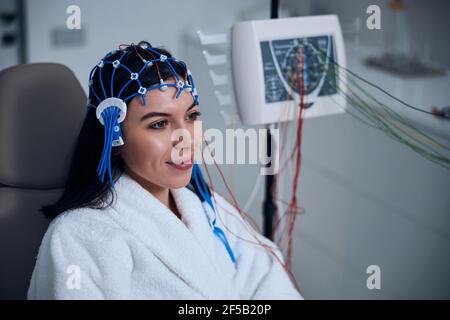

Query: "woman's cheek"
(121, 140), (141, 169)
(144, 131), (172, 162)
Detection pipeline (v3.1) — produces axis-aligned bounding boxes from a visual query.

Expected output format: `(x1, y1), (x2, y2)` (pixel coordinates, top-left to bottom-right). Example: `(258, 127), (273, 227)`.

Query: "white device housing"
(231, 15), (347, 125)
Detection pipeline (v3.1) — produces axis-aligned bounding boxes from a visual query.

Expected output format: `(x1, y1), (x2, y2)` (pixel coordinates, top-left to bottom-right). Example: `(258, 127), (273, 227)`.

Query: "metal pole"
(263, 0), (279, 239)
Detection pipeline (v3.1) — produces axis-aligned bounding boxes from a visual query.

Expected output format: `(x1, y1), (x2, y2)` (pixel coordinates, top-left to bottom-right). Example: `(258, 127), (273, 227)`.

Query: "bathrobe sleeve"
(213, 192), (303, 300)
(27, 212), (133, 300)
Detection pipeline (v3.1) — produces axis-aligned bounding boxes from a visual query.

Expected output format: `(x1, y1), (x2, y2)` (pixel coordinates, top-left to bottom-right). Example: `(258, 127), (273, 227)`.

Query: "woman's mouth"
(166, 158), (194, 171)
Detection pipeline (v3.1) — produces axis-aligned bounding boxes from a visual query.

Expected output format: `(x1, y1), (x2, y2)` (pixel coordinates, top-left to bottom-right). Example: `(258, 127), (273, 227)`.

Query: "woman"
(27, 41), (302, 300)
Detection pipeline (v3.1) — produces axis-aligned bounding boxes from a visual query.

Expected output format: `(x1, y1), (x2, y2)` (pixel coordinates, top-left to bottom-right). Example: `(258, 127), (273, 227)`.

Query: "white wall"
(308, 0), (450, 67)
(24, 0), (450, 299)
(288, 0), (450, 299)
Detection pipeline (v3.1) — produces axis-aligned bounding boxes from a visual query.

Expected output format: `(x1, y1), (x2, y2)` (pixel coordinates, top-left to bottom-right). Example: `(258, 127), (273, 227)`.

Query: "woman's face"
(120, 79), (202, 190)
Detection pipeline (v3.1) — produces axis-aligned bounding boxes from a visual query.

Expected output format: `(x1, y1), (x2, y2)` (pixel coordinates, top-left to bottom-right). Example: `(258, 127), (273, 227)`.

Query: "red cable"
(200, 135), (302, 294)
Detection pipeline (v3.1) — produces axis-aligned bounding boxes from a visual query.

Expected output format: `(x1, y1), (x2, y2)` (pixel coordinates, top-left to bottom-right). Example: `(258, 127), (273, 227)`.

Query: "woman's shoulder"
(31, 206), (134, 294)
(41, 206), (125, 253)
(52, 205), (119, 230)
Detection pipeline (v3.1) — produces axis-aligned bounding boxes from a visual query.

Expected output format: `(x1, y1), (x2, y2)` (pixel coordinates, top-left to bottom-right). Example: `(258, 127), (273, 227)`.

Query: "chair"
(0, 63), (86, 299)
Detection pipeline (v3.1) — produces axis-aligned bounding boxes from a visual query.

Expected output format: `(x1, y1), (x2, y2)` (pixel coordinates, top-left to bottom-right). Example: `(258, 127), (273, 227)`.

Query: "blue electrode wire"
(96, 106), (121, 185)
(88, 65), (102, 104)
(110, 51), (126, 96)
(99, 62), (107, 99)
(164, 59), (185, 99)
(187, 70), (199, 105)
(192, 163), (237, 263)
(116, 58), (153, 98)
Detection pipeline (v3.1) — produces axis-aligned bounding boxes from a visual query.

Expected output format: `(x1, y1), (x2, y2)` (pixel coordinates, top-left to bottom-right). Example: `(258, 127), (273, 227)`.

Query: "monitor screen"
(260, 35), (338, 104)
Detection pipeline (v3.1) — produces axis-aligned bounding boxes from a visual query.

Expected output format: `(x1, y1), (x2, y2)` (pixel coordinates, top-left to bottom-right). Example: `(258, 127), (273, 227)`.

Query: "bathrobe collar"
(107, 172), (237, 299)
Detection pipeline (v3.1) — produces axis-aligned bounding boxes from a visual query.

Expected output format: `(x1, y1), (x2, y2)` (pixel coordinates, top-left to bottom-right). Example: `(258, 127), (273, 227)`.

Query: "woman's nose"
(171, 127), (194, 149)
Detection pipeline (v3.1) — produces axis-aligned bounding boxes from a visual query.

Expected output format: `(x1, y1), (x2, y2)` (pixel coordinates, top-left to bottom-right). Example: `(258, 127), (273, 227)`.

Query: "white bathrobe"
(27, 172), (302, 300)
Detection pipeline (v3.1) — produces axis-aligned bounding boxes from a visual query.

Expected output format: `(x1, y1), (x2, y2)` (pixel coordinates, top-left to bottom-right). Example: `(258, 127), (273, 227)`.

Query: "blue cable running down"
(192, 163), (237, 264)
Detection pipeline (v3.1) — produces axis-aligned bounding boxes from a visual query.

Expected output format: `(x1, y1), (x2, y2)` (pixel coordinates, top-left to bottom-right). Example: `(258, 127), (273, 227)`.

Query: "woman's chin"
(164, 173), (193, 189)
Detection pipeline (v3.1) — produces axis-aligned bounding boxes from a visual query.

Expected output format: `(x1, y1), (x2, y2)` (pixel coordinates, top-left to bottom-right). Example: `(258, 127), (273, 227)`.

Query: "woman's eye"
(186, 111), (202, 121)
(148, 112), (201, 129)
(149, 120), (168, 129)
